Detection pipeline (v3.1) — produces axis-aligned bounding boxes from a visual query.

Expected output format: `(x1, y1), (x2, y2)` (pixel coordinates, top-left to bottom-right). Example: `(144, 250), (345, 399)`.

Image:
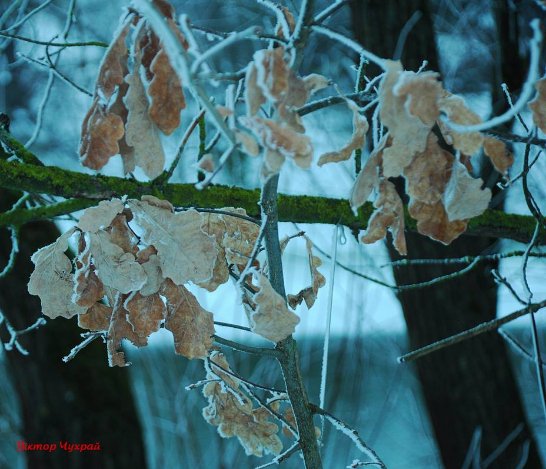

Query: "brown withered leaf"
(203, 352), (283, 457)
(80, 97), (125, 170)
(275, 6), (295, 40)
(529, 76), (546, 133)
(78, 302), (112, 331)
(303, 73), (330, 96)
(235, 129), (260, 156)
(379, 61), (441, 177)
(77, 199), (125, 233)
(88, 230), (147, 294)
(483, 137), (513, 176)
(438, 91), (484, 155)
(161, 279), (215, 359)
(318, 101), (368, 166)
(245, 63), (266, 116)
(250, 274), (300, 342)
(287, 236), (326, 309)
(409, 200), (467, 245)
(28, 228), (86, 319)
(107, 294), (149, 367)
(107, 212), (139, 255)
(443, 160), (491, 222)
(125, 63), (166, 179)
(96, 21), (131, 100)
(128, 199), (218, 285)
(253, 48), (289, 103)
(361, 180), (407, 256)
(74, 234), (104, 308)
(403, 134), (453, 205)
(350, 135), (388, 212)
(125, 291), (166, 340)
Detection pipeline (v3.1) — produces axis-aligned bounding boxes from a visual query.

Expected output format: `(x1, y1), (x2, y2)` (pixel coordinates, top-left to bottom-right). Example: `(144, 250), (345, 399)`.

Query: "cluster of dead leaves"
(347, 60), (519, 253)
(27, 196), (323, 366)
(238, 46), (329, 180)
(80, 0), (186, 178)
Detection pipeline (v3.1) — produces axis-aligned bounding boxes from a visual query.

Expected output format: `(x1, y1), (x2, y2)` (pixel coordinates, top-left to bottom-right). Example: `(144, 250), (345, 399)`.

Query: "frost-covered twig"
(313, 0), (350, 24)
(62, 331), (104, 362)
(1, 312), (47, 355)
(214, 320), (251, 332)
(441, 19), (543, 133)
(254, 441), (300, 468)
(213, 334), (280, 357)
(393, 10), (422, 60)
(257, 0), (291, 39)
(312, 25), (387, 70)
(0, 0), (55, 33)
(297, 91), (375, 116)
(399, 299), (546, 363)
(310, 404), (386, 469)
(0, 31), (108, 47)
(0, 226), (18, 278)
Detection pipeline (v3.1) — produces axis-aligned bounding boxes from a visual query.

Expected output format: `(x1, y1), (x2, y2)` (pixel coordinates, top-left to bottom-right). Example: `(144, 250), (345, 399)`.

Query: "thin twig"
(0, 31), (107, 47)
(398, 299), (546, 363)
(213, 334), (280, 357)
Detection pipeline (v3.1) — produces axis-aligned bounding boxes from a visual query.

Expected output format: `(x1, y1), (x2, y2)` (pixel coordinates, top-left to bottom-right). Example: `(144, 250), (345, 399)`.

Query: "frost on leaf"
(235, 130), (260, 157)
(483, 137), (513, 176)
(245, 63), (265, 116)
(80, 98), (125, 170)
(73, 235), (104, 308)
(28, 228), (86, 319)
(203, 352), (282, 457)
(443, 160), (491, 221)
(361, 180), (407, 256)
(379, 61), (442, 177)
(253, 48), (289, 104)
(529, 75), (546, 133)
(250, 274), (300, 343)
(287, 236), (326, 309)
(161, 280), (214, 359)
(77, 199), (125, 233)
(409, 200), (467, 245)
(96, 21), (131, 100)
(128, 199), (217, 285)
(318, 102), (368, 166)
(78, 303), (112, 331)
(125, 291), (166, 341)
(438, 92), (484, 155)
(88, 230), (146, 294)
(124, 61), (166, 178)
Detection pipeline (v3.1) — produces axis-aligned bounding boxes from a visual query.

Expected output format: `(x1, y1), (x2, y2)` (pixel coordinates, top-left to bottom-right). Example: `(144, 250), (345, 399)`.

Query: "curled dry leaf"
(253, 48), (289, 103)
(125, 291), (166, 340)
(95, 21), (131, 100)
(125, 62), (166, 179)
(161, 279), (215, 359)
(438, 92), (484, 155)
(250, 274), (300, 343)
(528, 75), (546, 133)
(80, 98), (125, 170)
(379, 61), (442, 177)
(287, 236), (326, 309)
(318, 101), (368, 166)
(483, 137), (513, 176)
(409, 200), (467, 245)
(78, 303), (112, 331)
(235, 130), (260, 157)
(128, 200), (217, 285)
(203, 352), (282, 457)
(443, 160), (491, 222)
(245, 63), (265, 117)
(303, 73), (330, 96)
(28, 228), (86, 319)
(361, 179), (407, 256)
(73, 235), (104, 308)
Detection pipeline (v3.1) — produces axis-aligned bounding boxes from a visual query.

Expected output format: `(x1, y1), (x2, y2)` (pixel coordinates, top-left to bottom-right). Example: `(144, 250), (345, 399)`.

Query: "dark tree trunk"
(350, 1), (542, 467)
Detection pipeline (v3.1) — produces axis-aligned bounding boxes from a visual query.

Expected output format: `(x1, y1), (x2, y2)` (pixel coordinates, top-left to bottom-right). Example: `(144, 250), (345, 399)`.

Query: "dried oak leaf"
(77, 199), (125, 233)
(88, 230), (147, 294)
(245, 63), (266, 116)
(138, 251), (164, 296)
(438, 91), (484, 155)
(350, 135), (388, 212)
(250, 274), (300, 343)
(483, 137), (513, 176)
(203, 352), (282, 457)
(125, 63), (166, 179)
(361, 179), (407, 256)
(107, 294), (149, 367)
(318, 101), (368, 166)
(28, 228), (86, 319)
(161, 279), (214, 359)
(253, 48), (289, 104)
(78, 302), (112, 331)
(529, 75), (546, 133)
(128, 198), (217, 285)
(235, 129), (260, 157)
(379, 61), (442, 177)
(409, 200), (467, 245)
(107, 212), (139, 255)
(96, 20), (131, 100)
(287, 236), (326, 309)
(125, 291), (166, 340)
(73, 234), (104, 308)
(80, 97), (125, 170)
(443, 160), (491, 222)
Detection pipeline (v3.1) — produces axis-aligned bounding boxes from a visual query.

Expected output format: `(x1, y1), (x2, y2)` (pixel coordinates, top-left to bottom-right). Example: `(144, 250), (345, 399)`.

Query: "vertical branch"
(260, 175), (323, 468)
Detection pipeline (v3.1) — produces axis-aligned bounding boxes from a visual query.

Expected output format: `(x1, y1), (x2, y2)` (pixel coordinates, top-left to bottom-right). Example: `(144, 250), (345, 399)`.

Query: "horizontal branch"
(0, 159), (544, 244)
